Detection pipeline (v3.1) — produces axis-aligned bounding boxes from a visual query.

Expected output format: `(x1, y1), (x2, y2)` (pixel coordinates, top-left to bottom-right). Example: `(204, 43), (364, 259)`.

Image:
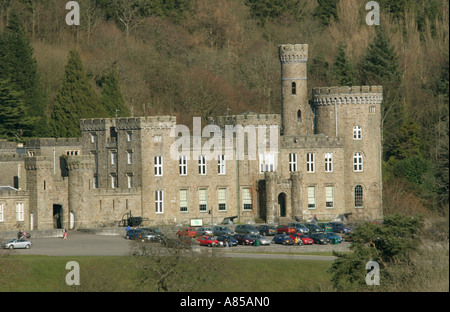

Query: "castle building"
(0, 44), (383, 231)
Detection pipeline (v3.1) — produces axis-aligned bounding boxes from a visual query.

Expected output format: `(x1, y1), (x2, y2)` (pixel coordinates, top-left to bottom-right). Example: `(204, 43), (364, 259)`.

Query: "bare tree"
(112, 0), (145, 39)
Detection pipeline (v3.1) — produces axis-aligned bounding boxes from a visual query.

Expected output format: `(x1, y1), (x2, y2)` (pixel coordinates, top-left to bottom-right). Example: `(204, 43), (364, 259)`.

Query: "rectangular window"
(326, 186), (334, 208)
(307, 186), (316, 209)
(179, 155), (187, 175)
(127, 174), (133, 189)
(353, 153), (363, 172)
(91, 133), (97, 143)
(218, 154), (226, 174)
(16, 202), (24, 221)
(155, 190), (164, 213)
(199, 189), (207, 212)
(0, 203), (4, 222)
(153, 135), (162, 143)
(289, 153), (297, 172)
(242, 188), (252, 211)
(325, 153), (333, 172)
(180, 189), (188, 213)
(127, 151), (133, 164)
(93, 175), (98, 189)
(198, 155), (207, 175)
(127, 132), (132, 142)
(259, 153), (275, 173)
(307, 153), (315, 172)
(218, 188), (227, 211)
(111, 174), (118, 189)
(154, 156), (163, 176)
(111, 151), (117, 165)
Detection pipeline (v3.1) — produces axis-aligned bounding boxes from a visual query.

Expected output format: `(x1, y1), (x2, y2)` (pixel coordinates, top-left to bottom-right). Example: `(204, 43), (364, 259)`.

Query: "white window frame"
(179, 155), (187, 176)
(218, 188), (227, 211)
(127, 151), (133, 164)
(306, 153), (315, 173)
(0, 203), (4, 222)
(111, 151), (117, 165)
(218, 154), (226, 175)
(180, 189), (188, 213)
(199, 189), (207, 212)
(127, 174), (133, 189)
(127, 131), (132, 142)
(353, 126), (362, 140)
(155, 190), (164, 213)
(259, 153), (275, 173)
(198, 155), (207, 175)
(325, 153), (333, 172)
(91, 133), (97, 143)
(325, 186), (334, 209)
(242, 188), (252, 211)
(154, 156), (163, 176)
(307, 186), (316, 209)
(111, 174), (118, 189)
(16, 202), (24, 221)
(289, 153), (297, 172)
(353, 152), (363, 172)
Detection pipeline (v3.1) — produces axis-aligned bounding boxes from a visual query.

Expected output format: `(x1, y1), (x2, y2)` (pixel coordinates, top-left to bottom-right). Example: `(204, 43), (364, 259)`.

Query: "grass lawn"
(0, 255), (333, 292)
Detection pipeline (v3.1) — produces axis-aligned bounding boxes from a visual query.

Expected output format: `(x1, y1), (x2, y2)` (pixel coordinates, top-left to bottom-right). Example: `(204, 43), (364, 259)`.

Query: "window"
(326, 186), (334, 208)
(289, 153), (297, 172)
(259, 153), (275, 173)
(369, 106), (376, 114)
(93, 175), (98, 189)
(242, 188), (252, 211)
(111, 151), (117, 165)
(66, 150), (79, 156)
(306, 153), (315, 173)
(153, 135), (162, 143)
(297, 110), (301, 122)
(127, 174), (133, 189)
(127, 151), (133, 164)
(353, 126), (362, 140)
(111, 174), (118, 189)
(307, 186), (316, 209)
(218, 154), (226, 174)
(325, 153), (333, 172)
(292, 82), (296, 95)
(16, 202), (24, 221)
(155, 190), (164, 213)
(154, 156), (163, 176)
(199, 189), (207, 212)
(354, 185), (364, 208)
(353, 152), (363, 172)
(218, 188), (227, 211)
(0, 203), (4, 222)
(179, 155), (187, 175)
(127, 132), (132, 142)
(91, 133), (97, 143)
(180, 189), (188, 213)
(198, 155), (206, 175)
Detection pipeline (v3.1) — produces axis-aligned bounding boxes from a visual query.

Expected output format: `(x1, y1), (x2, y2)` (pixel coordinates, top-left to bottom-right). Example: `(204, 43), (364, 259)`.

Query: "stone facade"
(0, 44), (383, 231)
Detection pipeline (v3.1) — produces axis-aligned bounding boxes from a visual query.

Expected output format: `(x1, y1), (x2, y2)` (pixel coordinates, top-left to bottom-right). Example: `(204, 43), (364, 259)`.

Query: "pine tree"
(97, 64), (130, 117)
(0, 10), (49, 137)
(332, 42), (358, 86)
(51, 49), (108, 138)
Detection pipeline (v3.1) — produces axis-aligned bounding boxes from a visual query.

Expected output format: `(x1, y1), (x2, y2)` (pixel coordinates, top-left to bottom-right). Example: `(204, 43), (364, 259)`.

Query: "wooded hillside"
(0, 0), (448, 215)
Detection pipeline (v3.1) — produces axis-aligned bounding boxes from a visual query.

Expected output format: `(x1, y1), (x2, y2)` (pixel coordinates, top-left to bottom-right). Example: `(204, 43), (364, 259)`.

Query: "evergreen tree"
(314, 0), (339, 26)
(97, 65), (130, 117)
(0, 10), (49, 137)
(51, 49), (108, 138)
(331, 42), (358, 86)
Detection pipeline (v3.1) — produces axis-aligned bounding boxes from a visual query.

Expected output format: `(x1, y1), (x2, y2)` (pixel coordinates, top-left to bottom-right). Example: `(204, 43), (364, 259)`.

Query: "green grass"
(0, 255), (333, 292)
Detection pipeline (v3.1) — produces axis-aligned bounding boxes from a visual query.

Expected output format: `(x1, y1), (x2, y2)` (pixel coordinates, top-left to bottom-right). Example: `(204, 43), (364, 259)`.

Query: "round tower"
(279, 44), (313, 136)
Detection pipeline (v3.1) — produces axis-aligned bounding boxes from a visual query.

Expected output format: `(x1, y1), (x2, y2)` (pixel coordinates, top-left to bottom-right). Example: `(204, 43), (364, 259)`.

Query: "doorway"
(278, 193), (287, 217)
(53, 204), (63, 229)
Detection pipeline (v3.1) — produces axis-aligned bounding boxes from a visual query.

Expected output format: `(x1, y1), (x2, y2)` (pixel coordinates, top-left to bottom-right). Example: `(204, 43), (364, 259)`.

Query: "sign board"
(190, 219), (203, 227)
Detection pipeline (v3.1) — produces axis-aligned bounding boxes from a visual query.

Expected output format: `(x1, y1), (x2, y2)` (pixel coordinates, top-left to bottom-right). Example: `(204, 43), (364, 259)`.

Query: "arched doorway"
(278, 193), (287, 217)
(53, 204), (63, 229)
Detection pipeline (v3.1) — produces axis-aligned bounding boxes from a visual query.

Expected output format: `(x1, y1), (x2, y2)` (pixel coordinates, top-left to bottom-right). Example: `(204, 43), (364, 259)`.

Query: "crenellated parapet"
(313, 86), (383, 106)
(80, 116), (177, 132)
(216, 112), (281, 128)
(278, 44), (308, 63)
(24, 156), (53, 170)
(66, 155), (95, 171)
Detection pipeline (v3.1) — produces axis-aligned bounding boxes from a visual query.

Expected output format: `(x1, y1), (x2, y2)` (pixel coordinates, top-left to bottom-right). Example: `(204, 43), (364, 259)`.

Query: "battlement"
(26, 138), (82, 148)
(80, 116), (177, 131)
(24, 156), (53, 170)
(312, 86), (383, 106)
(279, 44), (308, 63)
(215, 112), (281, 128)
(281, 134), (345, 148)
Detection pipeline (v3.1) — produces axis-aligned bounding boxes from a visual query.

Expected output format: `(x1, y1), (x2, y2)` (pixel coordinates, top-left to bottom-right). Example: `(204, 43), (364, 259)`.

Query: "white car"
(1, 238), (33, 249)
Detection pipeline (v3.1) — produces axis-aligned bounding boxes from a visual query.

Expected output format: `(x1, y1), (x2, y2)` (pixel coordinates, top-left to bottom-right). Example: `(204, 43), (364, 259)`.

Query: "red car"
(276, 225), (297, 235)
(197, 236), (219, 247)
(176, 227), (197, 238)
(290, 233), (314, 245)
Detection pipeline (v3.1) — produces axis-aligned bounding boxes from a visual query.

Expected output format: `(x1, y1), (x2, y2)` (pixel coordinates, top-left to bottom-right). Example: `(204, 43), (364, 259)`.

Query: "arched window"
(354, 185), (364, 208)
(291, 82), (296, 95)
(353, 152), (363, 172)
(297, 110), (302, 122)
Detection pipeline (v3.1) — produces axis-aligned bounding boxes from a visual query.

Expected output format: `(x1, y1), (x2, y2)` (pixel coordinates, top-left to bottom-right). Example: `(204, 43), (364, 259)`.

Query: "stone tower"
(279, 44), (313, 136)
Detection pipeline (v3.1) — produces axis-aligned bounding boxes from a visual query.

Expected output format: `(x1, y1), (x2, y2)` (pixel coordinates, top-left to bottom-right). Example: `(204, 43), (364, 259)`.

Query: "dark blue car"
(217, 235), (238, 246)
(329, 222), (352, 234)
(272, 234), (294, 245)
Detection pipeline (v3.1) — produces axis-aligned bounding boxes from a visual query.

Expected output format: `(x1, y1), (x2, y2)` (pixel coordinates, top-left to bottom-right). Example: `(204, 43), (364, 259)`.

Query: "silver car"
(1, 238), (33, 249)
(250, 234), (271, 245)
(196, 227), (213, 237)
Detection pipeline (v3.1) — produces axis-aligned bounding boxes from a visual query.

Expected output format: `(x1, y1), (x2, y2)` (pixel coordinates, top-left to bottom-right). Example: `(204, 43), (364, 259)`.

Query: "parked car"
(273, 234), (295, 245)
(125, 229), (145, 240)
(288, 222), (309, 234)
(197, 236), (219, 247)
(176, 227), (197, 238)
(305, 223), (325, 234)
(309, 233), (330, 244)
(213, 226), (233, 236)
(288, 233), (304, 245)
(233, 234), (255, 245)
(196, 227), (214, 237)
(297, 233), (314, 245)
(137, 227), (166, 242)
(249, 234), (271, 245)
(216, 235), (238, 247)
(1, 238), (32, 249)
(256, 225), (277, 236)
(234, 224), (259, 235)
(329, 222), (353, 234)
(325, 232), (343, 244)
(318, 222), (333, 232)
(276, 225), (297, 235)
